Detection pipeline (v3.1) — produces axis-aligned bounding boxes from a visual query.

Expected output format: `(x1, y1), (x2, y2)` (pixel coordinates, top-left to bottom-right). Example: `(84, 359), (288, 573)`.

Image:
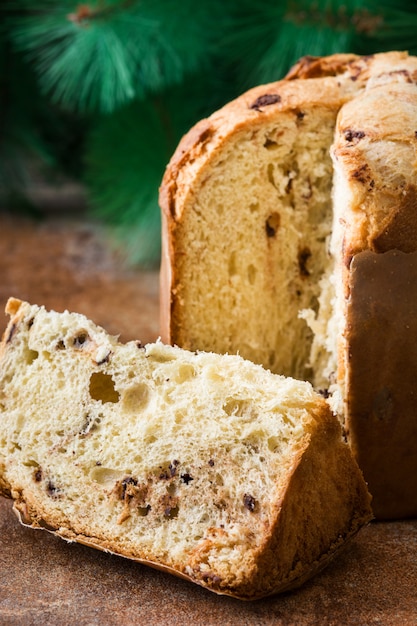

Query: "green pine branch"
(7, 0), (227, 113)
(222, 0), (417, 88)
(85, 71), (230, 266)
(3, 0), (417, 265)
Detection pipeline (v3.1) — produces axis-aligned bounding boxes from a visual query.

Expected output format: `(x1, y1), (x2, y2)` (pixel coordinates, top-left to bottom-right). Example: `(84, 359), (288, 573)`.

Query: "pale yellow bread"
(0, 298), (372, 600)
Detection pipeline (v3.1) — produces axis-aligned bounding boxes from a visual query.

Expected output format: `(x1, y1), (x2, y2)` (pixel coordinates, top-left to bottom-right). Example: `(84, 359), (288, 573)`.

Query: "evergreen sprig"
(7, 0), (225, 113)
(224, 0), (417, 88)
(2, 0), (417, 266)
(85, 71), (229, 266)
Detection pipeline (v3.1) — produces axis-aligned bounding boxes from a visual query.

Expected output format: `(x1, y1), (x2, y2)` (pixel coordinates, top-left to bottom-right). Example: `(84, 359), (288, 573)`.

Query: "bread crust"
(330, 63), (417, 519)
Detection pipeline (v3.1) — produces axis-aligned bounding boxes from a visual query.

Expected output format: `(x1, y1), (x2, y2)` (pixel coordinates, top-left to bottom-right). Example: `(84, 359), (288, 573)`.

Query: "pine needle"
(8, 0), (226, 113)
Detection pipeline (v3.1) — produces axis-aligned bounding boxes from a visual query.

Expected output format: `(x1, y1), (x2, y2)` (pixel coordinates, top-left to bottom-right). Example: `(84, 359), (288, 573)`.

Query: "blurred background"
(1, 0), (417, 267)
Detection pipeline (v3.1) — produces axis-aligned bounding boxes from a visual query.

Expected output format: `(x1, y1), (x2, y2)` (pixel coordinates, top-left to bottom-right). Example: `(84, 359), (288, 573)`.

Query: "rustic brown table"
(1, 214), (416, 626)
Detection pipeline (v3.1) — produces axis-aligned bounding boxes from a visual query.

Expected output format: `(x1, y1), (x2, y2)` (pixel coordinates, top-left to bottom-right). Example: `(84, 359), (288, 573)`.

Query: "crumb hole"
(223, 398), (251, 417)
(73, 331), (90, 348)
(247, 264), (257, 285)
(165, 506), (179, 519)
(267, 163), (275, 187)
(174, 411), (185, 424)
(228, 251), (237, 276)
(90, 467), (124, 485)
(266, 212), (281, 237)
(264, 138), (279, 150)
(215, 473), (224, 486)
(267, 436), (280, 452)
(89, 372), (120, 404)
(122, 383), (149, 412)
(173, 364), (196, 384)
(138, 505), (151, 517)
(25, 349), (39, 365)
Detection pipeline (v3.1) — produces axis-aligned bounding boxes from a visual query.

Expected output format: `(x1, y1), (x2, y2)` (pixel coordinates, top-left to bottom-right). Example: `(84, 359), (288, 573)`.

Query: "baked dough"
(159, 51), (417, 519)
(0, 298), (372, 600)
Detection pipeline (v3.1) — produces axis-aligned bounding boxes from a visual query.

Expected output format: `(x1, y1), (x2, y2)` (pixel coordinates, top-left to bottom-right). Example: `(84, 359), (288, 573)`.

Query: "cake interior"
(173, 107), (339, 390)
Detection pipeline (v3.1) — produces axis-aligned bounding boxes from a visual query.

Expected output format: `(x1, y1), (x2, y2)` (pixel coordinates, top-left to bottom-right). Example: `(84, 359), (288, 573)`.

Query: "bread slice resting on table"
(0, 298), (372, 600)
(159, 51), (417, 520)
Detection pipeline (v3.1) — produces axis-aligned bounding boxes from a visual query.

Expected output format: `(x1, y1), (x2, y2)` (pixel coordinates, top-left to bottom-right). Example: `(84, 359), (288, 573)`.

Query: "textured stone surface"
(1, 214), (416, 625)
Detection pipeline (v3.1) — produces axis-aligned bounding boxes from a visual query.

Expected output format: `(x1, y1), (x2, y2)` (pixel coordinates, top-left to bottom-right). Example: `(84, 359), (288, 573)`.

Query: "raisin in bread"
(0, 298), (372, 600)
(159, 51), (417, 520)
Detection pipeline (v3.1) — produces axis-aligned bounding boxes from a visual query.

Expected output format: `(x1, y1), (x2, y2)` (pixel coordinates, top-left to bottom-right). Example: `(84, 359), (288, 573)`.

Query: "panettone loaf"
(0, 298), (372, 600)
(159, 51), (417, 519)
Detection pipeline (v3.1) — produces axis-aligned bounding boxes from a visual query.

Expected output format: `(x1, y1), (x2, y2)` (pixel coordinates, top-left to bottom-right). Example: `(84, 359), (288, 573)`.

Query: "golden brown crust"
(332, 75), (417, 262)
(285, 53), (361, 79)
(331, 65), (417, 518)
(245, 405), (372, 599)
(345, 251), (417, 519)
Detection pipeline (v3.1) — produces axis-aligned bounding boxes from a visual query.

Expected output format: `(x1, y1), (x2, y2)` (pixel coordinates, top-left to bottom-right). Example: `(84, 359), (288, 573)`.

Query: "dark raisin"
(201, 572), (222, 585)
(250, 93), (281, 111)
(6, 323), (17, 344)
(34, 468), (43, 482)
(352, 164), (369, 184)
(56, 339), (65, 350)
(47, 481), (60, 498)
(344, 129), (365, 142)
(266, 212), (281, 237)
(95, 351), (111, 366)
(243, 493), (257, 512)
(122, 476), (138, 487)
(181, 473), (194, 484)
(208, 459), (215, 467)
(298, 247), (311, 278)
(121, 476), (138, 499)
(159, 460), (180, 480)
(169, 460), (180, 477)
